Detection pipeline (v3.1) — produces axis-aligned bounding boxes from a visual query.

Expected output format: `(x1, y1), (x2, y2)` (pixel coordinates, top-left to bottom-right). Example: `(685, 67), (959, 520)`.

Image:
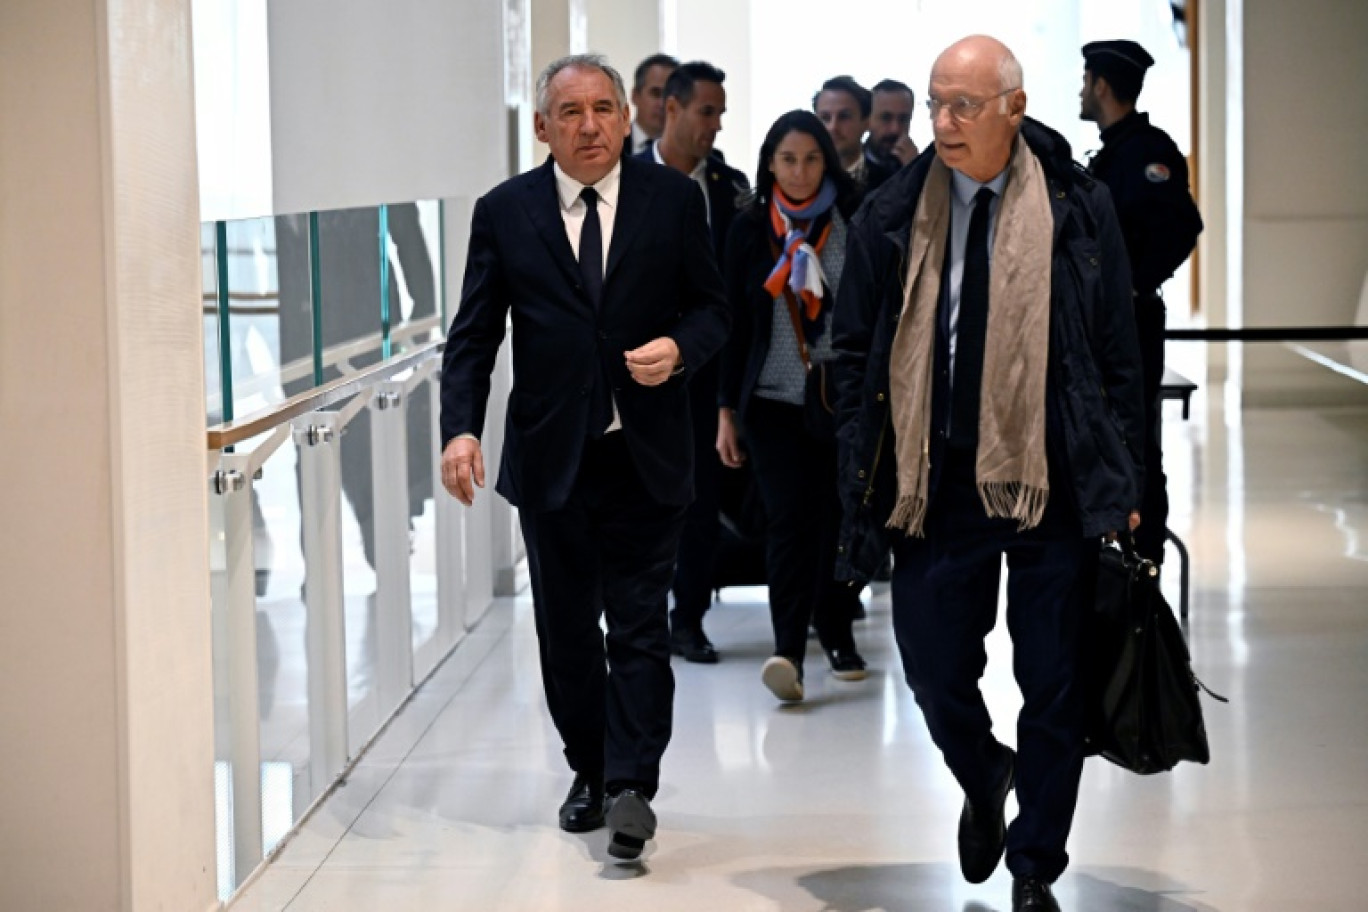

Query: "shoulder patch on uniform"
(1145, 163), (1171, 183)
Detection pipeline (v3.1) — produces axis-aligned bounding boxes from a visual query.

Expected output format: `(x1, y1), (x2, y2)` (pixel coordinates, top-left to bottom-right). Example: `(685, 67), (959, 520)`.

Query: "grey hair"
(535, 54), (629, 116)
(998, 51), (1024, 111)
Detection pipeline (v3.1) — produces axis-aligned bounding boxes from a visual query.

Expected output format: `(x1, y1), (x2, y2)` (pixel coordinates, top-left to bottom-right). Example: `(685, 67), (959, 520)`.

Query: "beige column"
(1236, 0), (1368, 404)
(1199, 0), (1232, 390)
(0, 1), (215, 910)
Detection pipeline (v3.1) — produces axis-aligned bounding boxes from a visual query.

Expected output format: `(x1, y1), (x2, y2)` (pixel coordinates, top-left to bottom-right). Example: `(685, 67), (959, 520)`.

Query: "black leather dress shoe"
(1012, 876), (1061, 911)
(670, 626), (719, 664)
(558, 774), (605, 833)
(958, 748), (1015, 883)
(604, 788), (657, 861)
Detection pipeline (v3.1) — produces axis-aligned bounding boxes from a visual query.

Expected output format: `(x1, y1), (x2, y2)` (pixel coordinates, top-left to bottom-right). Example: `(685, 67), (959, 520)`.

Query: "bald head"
(927, 35), (1027, 181)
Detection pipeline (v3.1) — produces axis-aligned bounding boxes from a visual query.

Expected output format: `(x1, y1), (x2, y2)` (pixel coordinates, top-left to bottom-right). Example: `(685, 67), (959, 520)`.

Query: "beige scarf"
(887, 133), (1053, 536)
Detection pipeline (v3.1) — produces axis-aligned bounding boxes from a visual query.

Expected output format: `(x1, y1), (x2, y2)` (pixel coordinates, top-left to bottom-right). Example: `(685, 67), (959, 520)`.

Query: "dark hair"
(663, 61), (727, 107)
(1089, 65), (1143, 105)
(811, 75), (872, 119)
(871, 78), (915, 107)
(753, 110), (860, 216)
(633, 53), (679, 91)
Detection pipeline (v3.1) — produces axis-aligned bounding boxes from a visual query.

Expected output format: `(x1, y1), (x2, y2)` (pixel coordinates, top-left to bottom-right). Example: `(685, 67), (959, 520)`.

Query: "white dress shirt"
(630, 122), (652, 156)
(553, 160), (622, 433)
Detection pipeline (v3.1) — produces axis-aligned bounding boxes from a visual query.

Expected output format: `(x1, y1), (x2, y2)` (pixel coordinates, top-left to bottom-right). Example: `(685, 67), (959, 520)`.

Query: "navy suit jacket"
(440, 155), (731, 512)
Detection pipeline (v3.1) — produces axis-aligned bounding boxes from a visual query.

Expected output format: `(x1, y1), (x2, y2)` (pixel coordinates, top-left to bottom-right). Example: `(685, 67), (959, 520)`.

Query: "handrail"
(206, 340), (443, 450)
(205, 315), (443, 414)
(1167, 326), (1368, 341)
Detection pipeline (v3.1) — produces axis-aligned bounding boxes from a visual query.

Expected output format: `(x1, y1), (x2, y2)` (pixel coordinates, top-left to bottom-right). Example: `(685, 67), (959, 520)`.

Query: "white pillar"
(0, 1), (216, 910)
(674, 0), (755, 170)
(1236, 0), (1368, 405)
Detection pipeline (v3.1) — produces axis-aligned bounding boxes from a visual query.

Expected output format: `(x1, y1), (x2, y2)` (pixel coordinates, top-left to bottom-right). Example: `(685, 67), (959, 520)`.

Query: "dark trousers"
(518, 433), (686, 794)
(891, 449), (1096, 882)
(671, 362), (721, 632)
(744, 396), (859, 663)
(1134, 295), (1168, 562)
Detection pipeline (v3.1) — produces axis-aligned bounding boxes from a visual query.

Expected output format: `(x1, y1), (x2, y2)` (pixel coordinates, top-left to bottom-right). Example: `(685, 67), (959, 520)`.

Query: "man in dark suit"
(636, 60), (750, 664)
(440, 54), (729, 863)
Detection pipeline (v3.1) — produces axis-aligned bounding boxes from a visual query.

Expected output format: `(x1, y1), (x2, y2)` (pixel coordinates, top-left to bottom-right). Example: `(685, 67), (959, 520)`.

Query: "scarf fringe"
(979, 481), (1049, 530)
(886, 494), (928, 538)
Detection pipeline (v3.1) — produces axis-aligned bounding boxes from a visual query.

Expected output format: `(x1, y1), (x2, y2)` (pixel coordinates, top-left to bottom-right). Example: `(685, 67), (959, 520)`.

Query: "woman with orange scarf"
(717, 110), (868, 703)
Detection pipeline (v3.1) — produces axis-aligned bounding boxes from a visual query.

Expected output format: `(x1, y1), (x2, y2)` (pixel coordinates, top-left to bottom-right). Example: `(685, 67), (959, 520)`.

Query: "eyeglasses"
(925, 88), (1019, 123)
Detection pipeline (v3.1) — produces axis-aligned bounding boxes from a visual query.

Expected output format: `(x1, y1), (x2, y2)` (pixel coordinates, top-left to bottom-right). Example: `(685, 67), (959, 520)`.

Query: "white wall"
(268, 0), (509, 213)
(1235, 0), (1368, 404)
(675, 0), (755, 172)
(0, 1), (216, 909)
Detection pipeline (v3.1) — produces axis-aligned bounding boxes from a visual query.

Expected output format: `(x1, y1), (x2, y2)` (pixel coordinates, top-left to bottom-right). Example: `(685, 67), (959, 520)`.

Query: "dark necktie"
(578, 187), (603, 308)
(578, 186), (612, 437)
(949, 186), (995, 450)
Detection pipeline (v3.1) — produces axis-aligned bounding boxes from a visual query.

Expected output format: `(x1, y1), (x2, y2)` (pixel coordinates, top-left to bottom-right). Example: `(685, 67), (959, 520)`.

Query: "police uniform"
(1083, 40), (1203, 563)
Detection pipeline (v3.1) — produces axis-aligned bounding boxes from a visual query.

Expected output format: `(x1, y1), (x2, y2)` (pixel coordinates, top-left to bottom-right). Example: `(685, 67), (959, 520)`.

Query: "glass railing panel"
(273, 212), (321, 399)
(203, 222), (225, 423)
(221, 218), (286, 419)
(249, 431), (313, 853)
(315, 206), (385, 376)
(388, 200), (443, 350)
(409, 373), (441, 675)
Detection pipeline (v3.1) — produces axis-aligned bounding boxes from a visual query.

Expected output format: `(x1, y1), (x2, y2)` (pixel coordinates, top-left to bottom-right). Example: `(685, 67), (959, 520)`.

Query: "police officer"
(1080, 39), (1203, 566)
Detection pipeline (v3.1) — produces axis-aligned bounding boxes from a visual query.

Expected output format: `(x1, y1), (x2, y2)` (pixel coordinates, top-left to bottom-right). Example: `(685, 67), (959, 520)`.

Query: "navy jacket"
(830, 118), (1146, 581)
(440, 155), (731, 512)
(634, 144), (750, 261)
(1088, 111), (1203, 297)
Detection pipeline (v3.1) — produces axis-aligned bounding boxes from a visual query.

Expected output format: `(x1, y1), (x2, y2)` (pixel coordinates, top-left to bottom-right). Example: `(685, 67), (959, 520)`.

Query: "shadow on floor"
(734, 862), (1218, 912)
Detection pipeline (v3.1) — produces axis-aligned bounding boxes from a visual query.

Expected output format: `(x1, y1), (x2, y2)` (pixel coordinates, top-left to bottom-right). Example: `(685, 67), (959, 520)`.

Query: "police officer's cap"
(1082, 40), (1154, 101)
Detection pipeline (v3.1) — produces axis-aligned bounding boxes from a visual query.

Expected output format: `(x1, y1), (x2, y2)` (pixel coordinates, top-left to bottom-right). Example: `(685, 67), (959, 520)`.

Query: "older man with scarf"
(830, 36), (1144, 912)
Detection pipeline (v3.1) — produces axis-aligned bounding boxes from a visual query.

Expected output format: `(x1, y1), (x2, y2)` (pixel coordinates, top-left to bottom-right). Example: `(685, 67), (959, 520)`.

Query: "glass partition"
(205, 197), (484, 902)
(315, 206), (385, 376)
(222, 218), (285, 419)
(203, 222), (224, 423)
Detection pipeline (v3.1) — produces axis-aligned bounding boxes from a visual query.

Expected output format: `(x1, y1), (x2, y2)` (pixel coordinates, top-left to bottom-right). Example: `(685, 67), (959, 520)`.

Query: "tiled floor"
(229, 397), (1368, 912)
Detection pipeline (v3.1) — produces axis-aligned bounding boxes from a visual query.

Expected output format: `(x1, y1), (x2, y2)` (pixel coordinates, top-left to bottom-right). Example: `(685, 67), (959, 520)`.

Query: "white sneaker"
(761, 655), (804, 703)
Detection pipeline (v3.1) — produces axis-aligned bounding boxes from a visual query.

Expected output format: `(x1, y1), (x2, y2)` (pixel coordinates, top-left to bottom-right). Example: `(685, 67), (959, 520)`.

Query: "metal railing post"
(370, 381), (413, 712)
(211, 450), (262, 885)
(293, 412), (350, 795)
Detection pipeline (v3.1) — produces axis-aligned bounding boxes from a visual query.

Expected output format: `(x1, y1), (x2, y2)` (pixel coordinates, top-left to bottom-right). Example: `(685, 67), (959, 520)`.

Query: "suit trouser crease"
(890, 452), (1093, 882)
(519, 434), (685, 791)
(743, 396), (859, 661)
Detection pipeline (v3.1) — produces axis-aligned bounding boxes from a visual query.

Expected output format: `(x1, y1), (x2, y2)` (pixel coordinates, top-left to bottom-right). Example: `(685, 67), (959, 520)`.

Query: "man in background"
(864, 78), (919, 191)
(814, 75), (889, 189)
(1080, 39), (1203, 567)
(640, 60), (750, 664)
(627, 53), (678, 156)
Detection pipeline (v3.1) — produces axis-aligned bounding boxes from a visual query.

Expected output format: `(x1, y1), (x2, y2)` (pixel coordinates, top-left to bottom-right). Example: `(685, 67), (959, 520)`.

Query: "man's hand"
(625, 337), (681, 387)
(717, 407), (746, 468)
(891, 135), (919, 165)
(1105, 510), (1143, 542)
(441, 437), (485, 506)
